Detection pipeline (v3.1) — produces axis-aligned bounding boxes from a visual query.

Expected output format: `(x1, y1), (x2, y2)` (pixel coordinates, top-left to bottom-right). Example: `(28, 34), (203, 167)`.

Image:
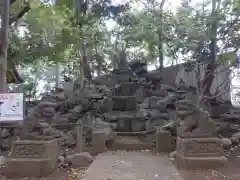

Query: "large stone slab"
(176, 137), (227, 169)
(83, 151), (183, 180)
(4, 139), (59, 178)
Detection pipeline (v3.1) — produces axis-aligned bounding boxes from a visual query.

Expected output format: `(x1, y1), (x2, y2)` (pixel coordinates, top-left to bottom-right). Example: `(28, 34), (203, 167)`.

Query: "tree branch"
(9, 3), (30, 25)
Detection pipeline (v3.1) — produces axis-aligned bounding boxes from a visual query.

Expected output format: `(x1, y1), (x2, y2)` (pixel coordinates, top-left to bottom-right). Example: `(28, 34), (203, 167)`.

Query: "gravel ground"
(0, 167), (87, 180)
(1, 148), (240, 180)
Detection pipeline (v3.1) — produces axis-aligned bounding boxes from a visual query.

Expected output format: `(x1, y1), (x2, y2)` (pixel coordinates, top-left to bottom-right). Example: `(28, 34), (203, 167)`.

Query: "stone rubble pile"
(1, 61), (240, 157)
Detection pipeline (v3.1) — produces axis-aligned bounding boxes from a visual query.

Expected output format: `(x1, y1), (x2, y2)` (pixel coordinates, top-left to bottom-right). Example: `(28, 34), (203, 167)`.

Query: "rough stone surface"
(4, 139), (58, 178)
(175, 137), (227, 170)
(0, 156), (6, 165)
(82, 151), (183, 180)
(230, 136), (239, 145)
(221, 138), (232, 149)
(92, 131), (107, 154)
(3, 64), (238, 172)
(66, 152), (93, 168)
(156, 130), (173, 152)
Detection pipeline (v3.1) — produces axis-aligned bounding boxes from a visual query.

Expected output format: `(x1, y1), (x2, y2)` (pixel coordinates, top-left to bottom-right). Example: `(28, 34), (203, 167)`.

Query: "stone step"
(82, 151), (183, 180)
(109, 136), (154, 151)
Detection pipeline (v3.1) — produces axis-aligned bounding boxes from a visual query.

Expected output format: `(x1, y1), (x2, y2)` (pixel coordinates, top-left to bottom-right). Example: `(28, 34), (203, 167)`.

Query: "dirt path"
(82, 151), (183, 180)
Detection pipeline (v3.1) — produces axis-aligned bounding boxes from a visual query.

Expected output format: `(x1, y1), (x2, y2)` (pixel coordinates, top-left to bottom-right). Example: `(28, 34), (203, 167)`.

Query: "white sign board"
(0, 93), (24, 121)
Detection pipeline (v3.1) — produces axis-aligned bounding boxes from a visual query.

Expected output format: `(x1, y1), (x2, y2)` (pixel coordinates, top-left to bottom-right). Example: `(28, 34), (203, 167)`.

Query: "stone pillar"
(156, 130), (172, 153)
(175, 136), (228, 170)
(5, 140), (59, 178)
(76, 121), (83, 152)
(92, 131), (107, 155)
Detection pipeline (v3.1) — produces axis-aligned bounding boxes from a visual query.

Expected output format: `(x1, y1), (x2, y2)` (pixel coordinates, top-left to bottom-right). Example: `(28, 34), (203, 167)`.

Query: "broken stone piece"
(221, 138), (232, 149)
(66, 152), (93, 168)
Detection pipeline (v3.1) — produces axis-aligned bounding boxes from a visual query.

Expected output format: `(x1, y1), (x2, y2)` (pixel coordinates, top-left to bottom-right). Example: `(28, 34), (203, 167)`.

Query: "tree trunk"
(73, 0), (87, 89)
(0, 0), (9, 92)
(201, 0), (219, 100)
(55, 62), (61, 88)
(157, 0), (166, 72)
(94, 46), (101, 76)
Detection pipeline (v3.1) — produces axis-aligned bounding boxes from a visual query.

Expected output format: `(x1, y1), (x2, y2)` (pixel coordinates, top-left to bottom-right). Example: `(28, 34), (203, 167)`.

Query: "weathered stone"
(38, 122), (50, 129)
(119, 82), (141, 96)
(149, 96), (164, 109)
(148, 109), (169, 120)
(99, 97), (113, 112)
(66, 152), (93, 168)
(232, 132), (240, 140)
(134, 88), (144, 103)
(221, 138), (232, 149)
(138, 98), (149, 109)
(143, 89), (152, 97)
(151, 90), (168, 97)
(102, 113), (118, 122)
(176, 100), (196, 111)
(58, 155), (65, 164)
(92, 131), (107, 154)
(0, 156), (6, 165)
(156, 100), (168, 112)
(230, 137), (239, 145)
(175, 137), (227, 170)
(5, 140), (58, 178)
(42, 127), (57, 136)
(167, 109), (177, 121)
(117, 117), (132, 132)
(38, 101), (57, 108)
(1, 128), (10, 138)
(64, 133), (76, 147)
(156, 130), (172, 152)
(112, 96), (125, 111)
(112, 96), (137, 111)
(42, 106), (55, 114)
(93, 117), (113, 132)
(2, 137), (17, 150)
(125, 96), (137, 111)
(131, 117), (146, 132)
(145, 118), (166, 130)
(69, 104), (83, 113)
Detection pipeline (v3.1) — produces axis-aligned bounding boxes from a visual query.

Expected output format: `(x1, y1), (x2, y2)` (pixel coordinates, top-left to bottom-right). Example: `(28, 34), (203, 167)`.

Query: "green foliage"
(7, 0), (240, 97)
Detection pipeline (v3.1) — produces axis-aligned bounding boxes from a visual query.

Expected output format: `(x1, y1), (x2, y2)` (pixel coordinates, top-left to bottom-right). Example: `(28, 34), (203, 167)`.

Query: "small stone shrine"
(175, 104), (228, 169)
(4, 139), (58, 178)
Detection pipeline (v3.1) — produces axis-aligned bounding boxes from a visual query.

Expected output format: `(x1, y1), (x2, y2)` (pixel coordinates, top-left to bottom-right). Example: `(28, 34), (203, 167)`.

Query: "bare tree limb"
(9, 3), (30, 25)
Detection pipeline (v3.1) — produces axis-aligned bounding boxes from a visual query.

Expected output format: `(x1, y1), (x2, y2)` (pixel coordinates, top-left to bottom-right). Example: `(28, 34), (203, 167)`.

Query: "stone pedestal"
(4, 139), (58, 178)
(175, 137), (227, 169)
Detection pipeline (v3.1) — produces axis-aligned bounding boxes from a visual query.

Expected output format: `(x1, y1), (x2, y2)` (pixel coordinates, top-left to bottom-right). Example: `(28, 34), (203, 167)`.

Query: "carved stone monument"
(175, 104), (228, 169)
(4, 139), (58, 178)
